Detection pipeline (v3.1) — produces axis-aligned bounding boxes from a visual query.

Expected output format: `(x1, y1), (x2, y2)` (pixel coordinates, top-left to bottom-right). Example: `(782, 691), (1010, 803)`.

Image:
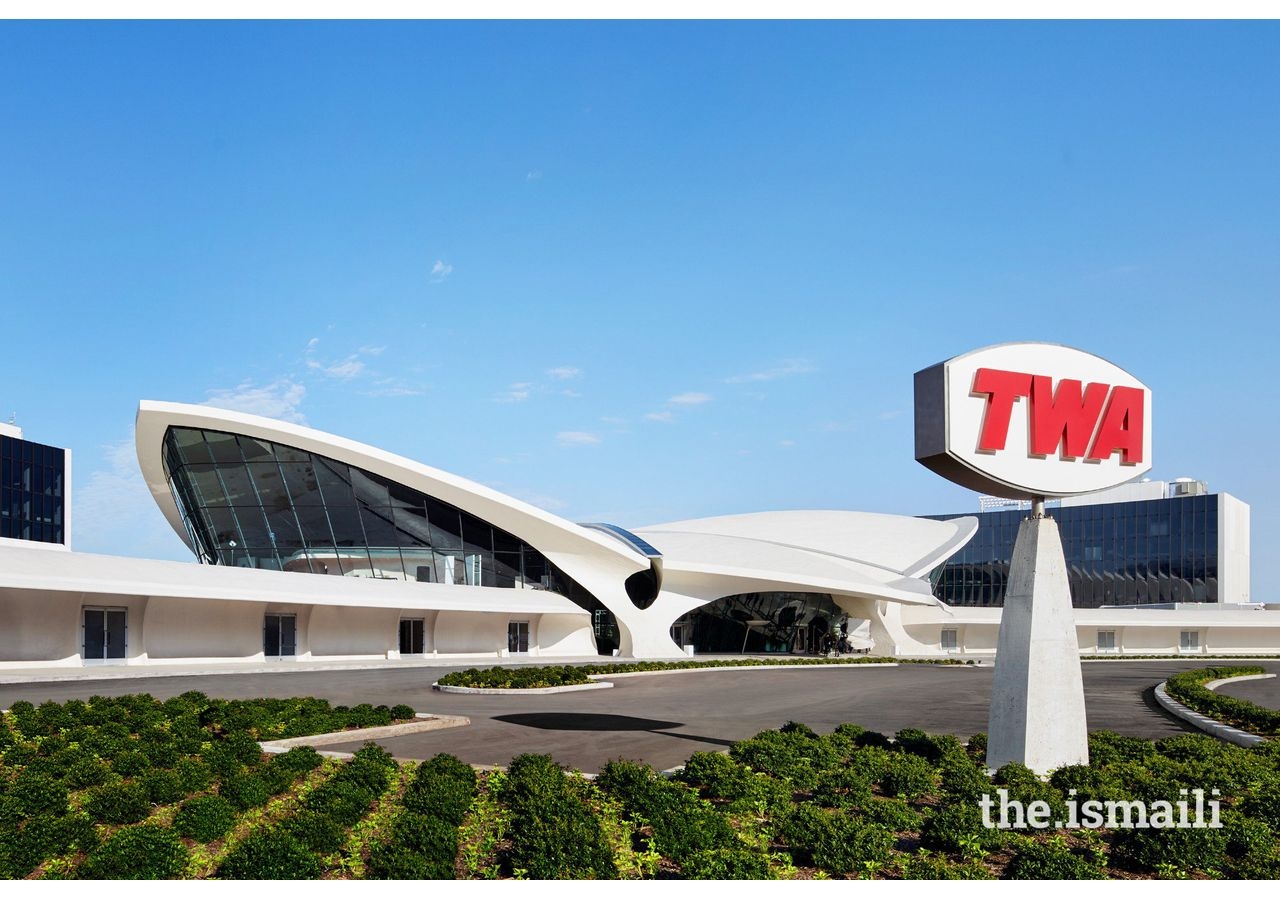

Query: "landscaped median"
(5, 692), (1280, 879)
(434, 656), (974, 691)
(1159, 666), (1280, 741)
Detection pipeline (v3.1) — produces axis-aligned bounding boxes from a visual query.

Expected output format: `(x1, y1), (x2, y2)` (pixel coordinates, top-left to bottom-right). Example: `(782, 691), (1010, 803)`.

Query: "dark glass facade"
(678, 592), (849, 654)
(161, 426), (602, 615)
(0, 434), (65, 544)
(923, 494), (1222, 608)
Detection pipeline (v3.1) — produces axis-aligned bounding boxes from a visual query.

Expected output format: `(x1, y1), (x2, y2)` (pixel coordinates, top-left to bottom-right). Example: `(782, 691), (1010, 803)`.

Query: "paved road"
(6, 659), (1274, 772)
(1216, 673), (1280, 710)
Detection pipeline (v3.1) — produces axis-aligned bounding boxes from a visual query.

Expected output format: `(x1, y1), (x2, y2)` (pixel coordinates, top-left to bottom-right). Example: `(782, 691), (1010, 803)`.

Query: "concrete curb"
(1203, 672), (1277, 691)
(257, 712), (471, 759)
(1153, 680), (1268, 748)
(432, 681), (613, 695)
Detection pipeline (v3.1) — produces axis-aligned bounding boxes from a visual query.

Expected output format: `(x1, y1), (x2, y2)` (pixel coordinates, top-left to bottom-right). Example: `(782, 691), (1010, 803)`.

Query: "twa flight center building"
(0, 400), (1274, 670)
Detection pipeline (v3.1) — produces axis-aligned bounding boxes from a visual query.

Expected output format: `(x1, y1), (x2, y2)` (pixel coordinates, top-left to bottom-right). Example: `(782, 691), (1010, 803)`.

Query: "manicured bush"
(63, 756), (112, 790)
(897, 850), (994, 879)
(9, 773), (69, 818)
(1165, 667), (1280, 736)
(811, 766), (873, 809)
(79, 824), (189, 879)
(216, 829), (323, 880)
(1110, 817), (1228, 873)
(860, 796), (923, 833)
(880, 752), (939, 800)
(680, 847), (773, 879)
(85, 781), (152, 825)
(402, 774), (475, 826)
(417, 752), (477, 788)
(779, 803), (894, 874)
(174, 795), (238, 843)
(390, 704), (416, 721)
(919, 802), (1004, 855)
(1006, 839), (1105, 879)
(141, 770), (186, 805)
(305, 779), (375, 828)
(279, 810), (347, 855)
(174, 757), (216, 794)
(204, 742), (247, 780)
(219, 773), (272, 811)
(502, 754), (616, 879)
(728, 728), (840, 791)
(596, 759), (737, 864)
(365, 841), (452, 879)
(390, 810), (459, 865)
(271, 745), (325, 774)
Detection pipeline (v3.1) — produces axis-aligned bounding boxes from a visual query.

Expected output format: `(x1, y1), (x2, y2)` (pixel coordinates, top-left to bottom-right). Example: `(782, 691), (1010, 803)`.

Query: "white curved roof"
(637, 510), (978, 579)
(134, 401), (651, 573)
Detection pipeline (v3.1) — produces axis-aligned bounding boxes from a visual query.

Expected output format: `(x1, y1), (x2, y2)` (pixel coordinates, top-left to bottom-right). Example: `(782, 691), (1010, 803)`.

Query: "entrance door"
(83, 608), (127, 661)
(264, 614), (297, 657)
(399, 618), (425, 655)
(507, 621), (530, 654)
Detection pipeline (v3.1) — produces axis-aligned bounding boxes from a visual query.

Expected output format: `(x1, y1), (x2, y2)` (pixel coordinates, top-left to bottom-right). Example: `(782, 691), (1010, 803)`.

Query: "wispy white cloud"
(645, 411), (675, 423)
(526, 170), (544, 182)
(495, 382), (534, 403)
(669, 391), (712, 406)
(547, 366), (582, 380)
(359, 345), (386, 356)
(73, 433), (190, 560)
(560, 389), (583, 398)
(320, 357), (366, 380)
(557, 431), (601, 446)
(204, 378), (307, 423)
(431, 260), (454, 283)
(724, 359), (816, 384)
(779, 439), (797, 447)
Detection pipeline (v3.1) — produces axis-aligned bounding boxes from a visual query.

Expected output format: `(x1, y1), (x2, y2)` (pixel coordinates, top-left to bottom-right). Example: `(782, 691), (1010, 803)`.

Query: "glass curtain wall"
(924, 494), (1221, 608)
(161, 426), (601, 613)
(682, 592), (848, 654)
(0, 435), (65, 544)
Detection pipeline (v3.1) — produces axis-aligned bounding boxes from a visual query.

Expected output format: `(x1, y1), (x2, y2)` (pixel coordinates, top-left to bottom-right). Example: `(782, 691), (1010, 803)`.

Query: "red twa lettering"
(971, 368), (1144, 464)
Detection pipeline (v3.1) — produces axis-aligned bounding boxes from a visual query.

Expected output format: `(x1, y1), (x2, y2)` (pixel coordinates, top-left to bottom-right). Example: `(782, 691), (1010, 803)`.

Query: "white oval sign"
(914, 342), (1152, 499)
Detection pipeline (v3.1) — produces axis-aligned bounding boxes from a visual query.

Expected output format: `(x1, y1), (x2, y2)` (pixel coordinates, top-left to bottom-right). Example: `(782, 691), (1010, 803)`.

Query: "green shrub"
(204, 743), (245, 780)
(365, 841), (452, 879)
(779, 803), (894, 874)
(1006, 839), (1106, 879)
(811, 766), (873, 809)
(390, 704), (415, 721)
(1087, 731), (1156, 766)
(417, 753), (476, 787)
(271, 745), (325, 774)
(881, 752), (939, 800)
(279, 810), (347, 855)
(596, 759), (737, 864)
(111, 749), (152, 778)
(1165, 667), (1280, 736)
(305, 779), (375, 828)
(63, 756), (112, 790)
(141, 770), (186, 805)
(503, 754), (616, 878)
(897, 849), (994, 879)
(391, 810), (459, 862)
(174, 795), (237, 843)
(0, 813), (96, 876)
(402, 775), (475, 827)
(680, 847), (773, 879)
(36, 733), (69, 758)
(919, 802), (1004, 855)
(1222, 810), (1273, 860)
(860, 796), (923, 833)
(79, 824), (189, 879)
(174, 757), (216, 794)
(216, 829), (323, 880)
(221, 731), (265, 767)
(1110, 819), (1228, 873)
(219, 773), (272, 811)
(10, 773), (69, 818)
(939, 756), (993, 804)
(258, 761), (297, 796)
(85, 781), (152, 825)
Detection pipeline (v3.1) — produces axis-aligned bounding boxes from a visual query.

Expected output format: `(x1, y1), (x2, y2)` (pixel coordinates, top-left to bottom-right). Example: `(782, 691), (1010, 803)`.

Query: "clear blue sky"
(2, 21), (1277, 589)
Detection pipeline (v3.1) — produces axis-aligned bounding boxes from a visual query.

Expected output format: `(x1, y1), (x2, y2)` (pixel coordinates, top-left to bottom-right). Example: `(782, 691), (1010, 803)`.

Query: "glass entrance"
(264, 614), (297, 657)
(507, 621), (529, 654)
(399, 618), (425, 655)
(83, 608), (127, 661)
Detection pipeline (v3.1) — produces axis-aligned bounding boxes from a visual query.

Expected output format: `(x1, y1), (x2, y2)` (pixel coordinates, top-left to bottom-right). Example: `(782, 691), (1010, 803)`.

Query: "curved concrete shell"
(133, 401), (976, 660)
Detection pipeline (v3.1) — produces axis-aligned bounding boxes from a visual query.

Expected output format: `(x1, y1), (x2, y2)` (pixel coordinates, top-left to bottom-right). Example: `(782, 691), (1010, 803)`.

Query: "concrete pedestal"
(985, 513), (1089, 774)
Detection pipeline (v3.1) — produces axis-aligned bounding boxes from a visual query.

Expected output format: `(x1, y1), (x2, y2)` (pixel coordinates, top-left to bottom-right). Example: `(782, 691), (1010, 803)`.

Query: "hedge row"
(1164, 666), (1280, 736)
(366, 753), (477, 878)
(436, 656), (972, 689)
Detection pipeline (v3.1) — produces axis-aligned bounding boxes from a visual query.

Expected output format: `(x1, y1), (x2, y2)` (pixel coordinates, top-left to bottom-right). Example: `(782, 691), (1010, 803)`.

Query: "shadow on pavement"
(493, 712), (735, 748)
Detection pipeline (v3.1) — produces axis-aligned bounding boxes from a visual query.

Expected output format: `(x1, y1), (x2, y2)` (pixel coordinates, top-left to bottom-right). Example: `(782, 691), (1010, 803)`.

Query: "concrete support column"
(986, 511), (1089, 774)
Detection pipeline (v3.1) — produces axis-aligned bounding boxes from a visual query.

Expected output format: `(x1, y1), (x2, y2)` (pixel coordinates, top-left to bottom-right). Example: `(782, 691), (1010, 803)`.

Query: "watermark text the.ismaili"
(979, 788), (1221, 830)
